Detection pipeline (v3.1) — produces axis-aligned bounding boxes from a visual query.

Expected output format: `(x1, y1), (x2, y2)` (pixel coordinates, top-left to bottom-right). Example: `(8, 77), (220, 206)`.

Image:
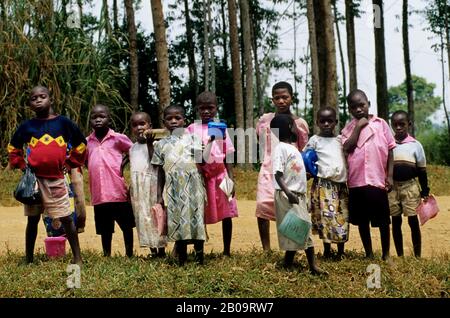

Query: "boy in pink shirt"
(342, 89), (396, 260)
(87, 104), (135, 257)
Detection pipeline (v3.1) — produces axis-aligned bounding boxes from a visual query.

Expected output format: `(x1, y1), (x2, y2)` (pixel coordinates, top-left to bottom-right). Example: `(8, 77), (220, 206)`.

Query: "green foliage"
(0, 0), (130, 164)
(0, 249), (448, 297)
(417, 128), (450, 166)
(388, 75), (442, 131)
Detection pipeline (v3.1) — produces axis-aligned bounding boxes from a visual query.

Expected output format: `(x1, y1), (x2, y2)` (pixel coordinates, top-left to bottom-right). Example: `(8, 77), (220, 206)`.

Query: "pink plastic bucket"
(44, 236), (66, 258)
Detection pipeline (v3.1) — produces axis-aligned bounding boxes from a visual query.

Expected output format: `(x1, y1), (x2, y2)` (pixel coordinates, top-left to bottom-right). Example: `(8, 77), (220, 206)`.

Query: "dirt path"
(1, 197), (449, 258)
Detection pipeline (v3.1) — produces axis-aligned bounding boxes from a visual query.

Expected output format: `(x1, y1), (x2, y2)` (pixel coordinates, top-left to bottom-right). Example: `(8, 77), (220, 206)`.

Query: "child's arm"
(386, 149), (394, 192)
(202, 136), (215, 164)
(8, 124), (27, 170)
(275, 171), (299, 205)
(417, 167), (430, 200)
(156, 165), (165, 205)
(66, 121), (87, 169)
(144, 129), (156, 160)
(225, 163), (235, 197)
(343, 118), (369, 154)
(121, 154), (129, 177)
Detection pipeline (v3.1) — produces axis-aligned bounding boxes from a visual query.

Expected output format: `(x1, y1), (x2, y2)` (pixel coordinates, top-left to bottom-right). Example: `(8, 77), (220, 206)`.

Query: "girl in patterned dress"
(151, 105), (206, 265)
(129, 112), (167, 258)
(307, 107), (349, 259)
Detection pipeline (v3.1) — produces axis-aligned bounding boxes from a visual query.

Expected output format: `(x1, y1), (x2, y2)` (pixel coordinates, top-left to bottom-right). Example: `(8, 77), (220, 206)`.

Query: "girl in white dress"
(129, 112), (167, 257)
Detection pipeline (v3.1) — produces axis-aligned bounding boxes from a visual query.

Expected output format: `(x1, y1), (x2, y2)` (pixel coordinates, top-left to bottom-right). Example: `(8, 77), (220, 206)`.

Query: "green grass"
(0, 249), (448, 298)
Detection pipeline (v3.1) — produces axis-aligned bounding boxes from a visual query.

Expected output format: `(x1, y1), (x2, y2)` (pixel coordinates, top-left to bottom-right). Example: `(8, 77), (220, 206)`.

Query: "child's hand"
(356, 117), (369, 129)
(385, 177), (393, 193)
(143, 129), (156, 144)
(286, 191), (299, 205)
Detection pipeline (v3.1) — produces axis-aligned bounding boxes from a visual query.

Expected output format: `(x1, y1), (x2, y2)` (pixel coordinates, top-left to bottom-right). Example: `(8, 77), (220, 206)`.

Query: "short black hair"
(164, 104), (185, 117)
(29, 85), (51, 103)
(272, 81), (293, 97)
(391, 110), (409, 121)
(317, 106), (337, 121)
(92, 104), (110, 115)
(346, 89), (368, 104)
(196, 91), (217, 105)
(270, 113), (297, 143)
(131, 111), (152, 124)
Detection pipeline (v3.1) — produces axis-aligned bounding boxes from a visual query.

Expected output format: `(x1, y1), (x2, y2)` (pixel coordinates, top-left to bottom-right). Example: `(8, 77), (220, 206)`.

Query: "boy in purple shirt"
(342, 89), (396, 260)
(86, 104), (135, 257)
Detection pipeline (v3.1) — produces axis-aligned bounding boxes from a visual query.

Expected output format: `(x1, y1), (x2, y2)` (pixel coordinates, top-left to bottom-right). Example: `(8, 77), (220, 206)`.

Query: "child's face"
(317, 110), (337, 137)
(29, 88), (51, 115)
(131, 114), (151, 143)
(348, 93), (369, 119)
(90, 106), (110, 131)
(197, 102), (218, 123)
(164, 109), (185, 132)
(272, 88), (292, 114)
(391, 113), (410, 140)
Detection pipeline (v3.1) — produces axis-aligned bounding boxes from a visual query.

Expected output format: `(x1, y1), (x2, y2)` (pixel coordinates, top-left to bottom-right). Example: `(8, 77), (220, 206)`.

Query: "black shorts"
(93, 202), (136, 235)
(348, 186), (391, 227)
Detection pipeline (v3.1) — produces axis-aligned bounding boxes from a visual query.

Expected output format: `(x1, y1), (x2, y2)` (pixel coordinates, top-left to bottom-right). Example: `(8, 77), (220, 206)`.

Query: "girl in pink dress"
(256, 82), (309, 251)
(187, 91), (238, 256)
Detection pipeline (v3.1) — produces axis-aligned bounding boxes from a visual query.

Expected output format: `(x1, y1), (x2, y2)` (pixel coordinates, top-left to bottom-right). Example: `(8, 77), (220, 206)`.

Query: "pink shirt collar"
(396, 134), (415, 144)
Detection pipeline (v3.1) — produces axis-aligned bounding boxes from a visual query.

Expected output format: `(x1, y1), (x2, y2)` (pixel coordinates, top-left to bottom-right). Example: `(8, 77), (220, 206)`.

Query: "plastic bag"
(219, 173), (234, 200)
(416, 195), (439, 226)
(14, 166), (41, 205)
(151, 203), (167, 236)
(278, 208), (312, 248)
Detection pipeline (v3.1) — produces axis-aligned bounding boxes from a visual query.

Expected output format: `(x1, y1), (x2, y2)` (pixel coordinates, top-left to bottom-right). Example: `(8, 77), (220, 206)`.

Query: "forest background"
(0, 0), (449, 166)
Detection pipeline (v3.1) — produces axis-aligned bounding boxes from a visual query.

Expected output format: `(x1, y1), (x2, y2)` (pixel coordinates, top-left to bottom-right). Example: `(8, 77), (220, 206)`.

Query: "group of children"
(8, 86), (237, 266)
(8, 83), (430, 274)
(254, 82), (430, 274)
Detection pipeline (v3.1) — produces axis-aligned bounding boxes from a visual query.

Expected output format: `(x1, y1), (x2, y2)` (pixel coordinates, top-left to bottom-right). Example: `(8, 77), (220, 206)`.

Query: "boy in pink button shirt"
(342, 89), (396, 260)
(87, 104), (135, 257)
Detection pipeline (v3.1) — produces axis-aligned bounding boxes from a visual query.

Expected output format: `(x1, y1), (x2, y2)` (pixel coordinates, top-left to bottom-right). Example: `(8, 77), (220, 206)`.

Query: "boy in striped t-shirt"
(389, 110), (429, 258)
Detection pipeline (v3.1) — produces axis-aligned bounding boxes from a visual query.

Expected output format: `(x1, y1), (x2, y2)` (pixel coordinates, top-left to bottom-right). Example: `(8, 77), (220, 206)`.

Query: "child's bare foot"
(310, 266), (329, 276)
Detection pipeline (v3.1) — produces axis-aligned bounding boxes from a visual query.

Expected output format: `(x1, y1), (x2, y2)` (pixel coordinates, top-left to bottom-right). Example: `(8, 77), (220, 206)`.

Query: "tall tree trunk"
(293, 1), (299, 115)
(151, 0), (171, 124)
(403, 0), (415, 136)
(208, 1), (216, 93)
(314, 0), (338, 110)
(240, 0), (253, 129)
(444, 0), (450, 82)
(113, 0), (119, 33)
(250, 8), (264, 117)
(373, 0), (389, 120)
(203, 0), (210, 91)
(227, 0), (244, 130)
(125, 0), (139, 111)
(184, 0), (199, 108)
(333, 0), (347, 127)
(220, 0), (228, 69)
(77, 0), (83, 27)
(240, 0), (253, 169)
(99, 0), (111, 41)
(306, 0), (321, 131)
(440, 32), (450, 138)
(345, 0), (358, 91)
